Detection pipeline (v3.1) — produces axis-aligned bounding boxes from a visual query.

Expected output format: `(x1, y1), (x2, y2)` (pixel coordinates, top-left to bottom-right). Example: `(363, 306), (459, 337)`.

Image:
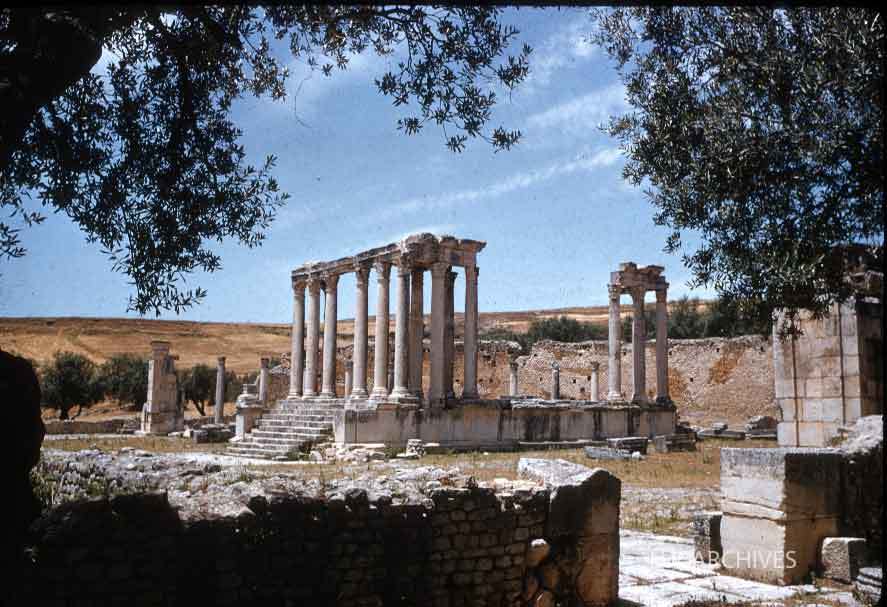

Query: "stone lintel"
(290, 233), (487, 280)
(610, 262), (666, 294)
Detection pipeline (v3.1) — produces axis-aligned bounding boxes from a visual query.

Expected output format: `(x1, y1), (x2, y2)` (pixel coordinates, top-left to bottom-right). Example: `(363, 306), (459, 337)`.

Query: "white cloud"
(526, 82), (627, 133)
(390, 147), (622, 215)
(521, 16), (598, 95)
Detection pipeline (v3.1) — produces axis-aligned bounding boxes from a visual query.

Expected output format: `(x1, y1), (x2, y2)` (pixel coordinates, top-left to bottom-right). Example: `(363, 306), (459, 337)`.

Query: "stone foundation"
(16, 450), (621, 607)
(333, 399), (675, 449)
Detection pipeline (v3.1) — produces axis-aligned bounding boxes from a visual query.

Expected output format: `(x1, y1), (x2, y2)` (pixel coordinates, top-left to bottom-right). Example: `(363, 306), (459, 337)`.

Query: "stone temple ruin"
(229, 234), (675, 458)
(137, 341), (183, 435)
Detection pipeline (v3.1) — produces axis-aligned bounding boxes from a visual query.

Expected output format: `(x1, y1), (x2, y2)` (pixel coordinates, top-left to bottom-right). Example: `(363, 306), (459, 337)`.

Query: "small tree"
(40, 351), (103, 420)
(668, 296), (707, 339)
(179, 364), (214, 416)
(223, 370), (242, 403)
(97, 354), (148, 410)
(528, 316), (606, 344)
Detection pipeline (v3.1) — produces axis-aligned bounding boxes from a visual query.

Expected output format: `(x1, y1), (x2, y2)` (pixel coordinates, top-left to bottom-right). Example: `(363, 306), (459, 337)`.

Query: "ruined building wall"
(774, 299), (884, 447)
(517, 336), (775, 426)
(16, 452), (621, 607)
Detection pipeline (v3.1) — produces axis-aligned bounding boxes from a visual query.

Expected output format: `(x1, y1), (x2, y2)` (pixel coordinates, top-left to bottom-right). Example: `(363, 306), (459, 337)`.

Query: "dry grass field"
(0, 305), (627, 373)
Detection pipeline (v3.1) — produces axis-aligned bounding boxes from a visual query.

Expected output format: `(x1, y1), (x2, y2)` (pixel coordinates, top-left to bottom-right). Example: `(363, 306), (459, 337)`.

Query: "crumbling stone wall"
(518, 336), (774, 425)
(16, 451), (620, 607)
(839, 415), (883, 560)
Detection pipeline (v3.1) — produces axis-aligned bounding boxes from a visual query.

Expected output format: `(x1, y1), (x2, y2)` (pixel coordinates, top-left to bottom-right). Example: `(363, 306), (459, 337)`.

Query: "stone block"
(652, 434), (696, 453)
(584, 446), (632, 461)
(820, 537), (866, 583)
(692, 511), (722, 563)
(854, 566), (882, 605)
(606, 437), (648, 454)
(720, 448), (843, 585)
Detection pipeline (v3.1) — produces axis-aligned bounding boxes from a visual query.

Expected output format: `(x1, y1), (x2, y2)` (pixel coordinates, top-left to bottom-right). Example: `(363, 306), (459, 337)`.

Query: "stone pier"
(138, 341), (183, 435)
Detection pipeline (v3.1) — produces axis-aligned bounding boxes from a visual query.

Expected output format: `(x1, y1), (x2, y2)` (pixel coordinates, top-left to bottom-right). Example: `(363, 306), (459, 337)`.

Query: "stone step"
(259, 413), (337, 422)
(249, 431), (327, 442)
(258, 422), (333, 432)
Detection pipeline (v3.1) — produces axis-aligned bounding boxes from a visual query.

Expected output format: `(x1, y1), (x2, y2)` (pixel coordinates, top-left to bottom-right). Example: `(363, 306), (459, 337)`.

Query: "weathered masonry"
(230, 235), (675, 458)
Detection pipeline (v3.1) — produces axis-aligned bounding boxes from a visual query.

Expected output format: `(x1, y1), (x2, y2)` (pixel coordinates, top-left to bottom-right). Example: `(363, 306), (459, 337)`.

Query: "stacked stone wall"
(517, 336), (774, 425)
(16, 451), (620, 607)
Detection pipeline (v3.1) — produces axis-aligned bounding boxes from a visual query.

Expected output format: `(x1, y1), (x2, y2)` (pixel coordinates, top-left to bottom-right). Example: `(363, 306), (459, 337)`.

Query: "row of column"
(288, 259), (479, 404)
(607, 285), (669, 403)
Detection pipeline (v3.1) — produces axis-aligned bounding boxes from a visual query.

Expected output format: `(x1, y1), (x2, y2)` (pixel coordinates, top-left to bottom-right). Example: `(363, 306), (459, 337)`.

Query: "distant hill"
(0, 301), (697, 373)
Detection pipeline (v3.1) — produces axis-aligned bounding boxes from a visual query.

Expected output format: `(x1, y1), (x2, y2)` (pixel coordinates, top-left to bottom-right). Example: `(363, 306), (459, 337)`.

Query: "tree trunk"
(58, 406), (69, 421)
(193, 401), (206, 416)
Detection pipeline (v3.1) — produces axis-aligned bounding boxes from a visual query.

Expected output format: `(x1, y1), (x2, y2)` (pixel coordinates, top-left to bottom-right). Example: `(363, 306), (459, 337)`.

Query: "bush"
(482, 316), (605, 354)
(97, 354), (148, 410)
(179, 364), (214, 416)
(39, 351), (103, 420)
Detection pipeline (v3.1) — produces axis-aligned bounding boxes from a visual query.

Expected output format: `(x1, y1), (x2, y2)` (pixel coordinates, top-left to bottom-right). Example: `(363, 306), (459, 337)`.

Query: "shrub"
(97, 354), (148, 410)
(179, 364), (215, 416)
(39, 351), (103, 420)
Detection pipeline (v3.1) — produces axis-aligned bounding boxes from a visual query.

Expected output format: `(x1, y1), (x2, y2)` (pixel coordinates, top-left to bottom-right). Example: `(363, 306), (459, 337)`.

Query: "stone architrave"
(371, 261), (391, 400)
(607, 285), (623, 400)
(320, 273), (339, 398)
(214, 356), (226, 423)
(288, 280), (305, 398)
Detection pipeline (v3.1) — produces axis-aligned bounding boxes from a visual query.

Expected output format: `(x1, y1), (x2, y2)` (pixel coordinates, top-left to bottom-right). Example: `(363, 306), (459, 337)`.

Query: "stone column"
(445, 268), (457, 399)
(631, 286), (647, 403)
(320, 273), (339, 398)
(590, 362), (600, 402)
(429, 262), (448, 404)
(258, 357), (270, 405)
(508, 359), (519, 397)
(656, 285), (669, 402)
(289, 280), (305, 397)
(371, 261), (391, 400)
(462, 264), (479, 399)
(607, 284), (623, 400)
(214, 356), (226, 423)
(303, 277), (321, 397)
(351, 264), (370, 398)
(551, 364), (560, 400)
(408, 267), (424, 398)
(390, 260), (414, 400)
(344, 359), (353, 398)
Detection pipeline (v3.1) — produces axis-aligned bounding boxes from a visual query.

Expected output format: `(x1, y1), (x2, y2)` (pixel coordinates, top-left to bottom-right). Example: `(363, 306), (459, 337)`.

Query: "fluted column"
(462, 264), (479, 399)
(344, 359), (353, 398)
(408, 268), (424, 398)
(607, 285), (624, 400)
(351, 265), (370, 398)
(258, 357), (270, 404)
(303, 277), (321, 397)
(390, 260), (414, 400)
(320, 273), (339, 398)
(214, 356), (226, 423)
(371, 261), (391, 400)
(429, 262), (448, 404)
(288, 280), (306, 397)
(590, 362), (600, 401)
(607, 285), (623, 400)
(445, 268), (456, 399)
(631, 286), (647, 403)
(656, 285), (669, 402)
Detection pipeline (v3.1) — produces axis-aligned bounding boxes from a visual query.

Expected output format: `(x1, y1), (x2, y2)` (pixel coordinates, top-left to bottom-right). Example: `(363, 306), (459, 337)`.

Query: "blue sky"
(1, 8), (713, 323)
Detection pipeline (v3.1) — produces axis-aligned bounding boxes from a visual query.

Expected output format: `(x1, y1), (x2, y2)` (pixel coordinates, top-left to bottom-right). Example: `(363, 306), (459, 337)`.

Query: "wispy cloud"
(390, 147), (622, 215)
(521, 16), (598, 95)
(526, 82), (627, 133)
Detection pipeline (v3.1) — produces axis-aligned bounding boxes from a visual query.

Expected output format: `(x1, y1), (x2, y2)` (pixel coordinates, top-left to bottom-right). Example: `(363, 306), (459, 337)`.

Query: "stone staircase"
(227, 400), (338, 459)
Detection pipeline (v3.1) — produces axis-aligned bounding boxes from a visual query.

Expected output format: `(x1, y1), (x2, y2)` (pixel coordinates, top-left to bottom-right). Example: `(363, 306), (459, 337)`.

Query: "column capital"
(445, 268), (457, 285)
(396, 257), (414, 275)
(292, 278), (307, 293)
(630, 285), (646, 302)
(306, 275), (322, 293)
(430, 261), (449, 278)
(374, 259), (391, 280)
(354, 262), (371, 284)
(656, 288), (667, 302)
(608, 284), (621, 300)
(464, 264), (479, 282)
(217, 356), (226, 364)
(322, 272), (340, 290)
